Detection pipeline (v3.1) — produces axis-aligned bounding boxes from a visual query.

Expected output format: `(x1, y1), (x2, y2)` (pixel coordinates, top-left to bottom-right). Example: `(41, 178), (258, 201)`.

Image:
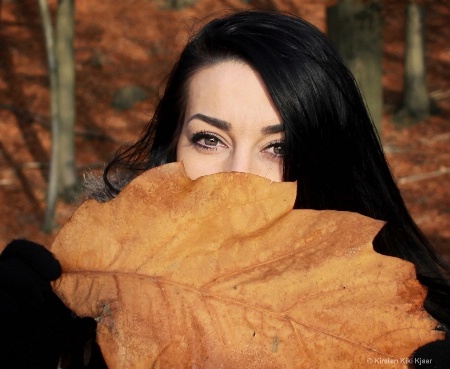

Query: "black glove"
(0, 239), (108, 369)
(0, 239), (72, 368)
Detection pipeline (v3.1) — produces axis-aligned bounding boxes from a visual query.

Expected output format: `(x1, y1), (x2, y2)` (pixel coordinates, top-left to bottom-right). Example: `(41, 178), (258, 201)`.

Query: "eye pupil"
(274, 145), (283, 155)
(205, 137), (218, 146)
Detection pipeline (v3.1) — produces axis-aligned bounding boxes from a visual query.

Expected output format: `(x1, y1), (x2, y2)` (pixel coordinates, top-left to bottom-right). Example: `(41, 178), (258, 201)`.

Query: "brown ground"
(0, 0), (449, 263)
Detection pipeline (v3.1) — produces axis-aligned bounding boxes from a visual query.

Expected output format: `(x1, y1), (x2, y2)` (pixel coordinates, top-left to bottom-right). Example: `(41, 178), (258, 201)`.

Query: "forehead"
(185, 61), (281, 128)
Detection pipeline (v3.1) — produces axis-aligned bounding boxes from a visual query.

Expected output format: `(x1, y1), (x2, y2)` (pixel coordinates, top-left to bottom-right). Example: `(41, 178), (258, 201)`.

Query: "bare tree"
(162, 0), (195, 9)
(56, 0), (77, 201)
(327, 0), (383, 134)
(38, 0), (59, 232)
(398, 0), (430, 122)
(38, 0), (77, 232)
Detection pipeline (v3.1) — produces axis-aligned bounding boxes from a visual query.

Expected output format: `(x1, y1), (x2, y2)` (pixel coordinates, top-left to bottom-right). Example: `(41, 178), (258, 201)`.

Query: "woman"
(1, 10), (448, 369)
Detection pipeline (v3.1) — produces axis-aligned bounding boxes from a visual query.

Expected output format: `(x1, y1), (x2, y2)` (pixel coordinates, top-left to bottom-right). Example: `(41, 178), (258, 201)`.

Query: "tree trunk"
(38, 0), (59, 232)
(401, 1), (430, 122)
(56, 0), (78, 201)
(39, 0), (77, 232)
(164, 0), (194, 9)
(326, 0), (383, 133)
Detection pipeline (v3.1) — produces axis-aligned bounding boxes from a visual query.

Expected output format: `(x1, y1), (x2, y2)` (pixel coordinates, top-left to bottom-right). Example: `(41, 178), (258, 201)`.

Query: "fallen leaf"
(51, 162), (443, 369)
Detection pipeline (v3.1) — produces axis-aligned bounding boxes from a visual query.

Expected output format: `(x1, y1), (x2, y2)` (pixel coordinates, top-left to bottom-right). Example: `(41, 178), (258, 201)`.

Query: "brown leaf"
(51, 162), (443, 369)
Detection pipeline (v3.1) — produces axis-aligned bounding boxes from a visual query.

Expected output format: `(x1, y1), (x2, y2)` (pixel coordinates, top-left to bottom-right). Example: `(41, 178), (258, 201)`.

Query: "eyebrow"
(186, 113), (284, 135)
(261, 123), (284, 135)
(186, 114), (231, 130)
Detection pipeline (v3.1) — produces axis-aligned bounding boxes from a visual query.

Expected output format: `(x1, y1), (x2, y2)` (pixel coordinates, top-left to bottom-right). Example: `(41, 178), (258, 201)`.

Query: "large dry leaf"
(51, 163), (442, 369)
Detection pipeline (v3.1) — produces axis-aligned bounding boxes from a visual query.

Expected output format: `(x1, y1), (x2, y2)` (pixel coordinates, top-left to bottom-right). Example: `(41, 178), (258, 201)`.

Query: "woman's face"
(176, 61), (284, 182)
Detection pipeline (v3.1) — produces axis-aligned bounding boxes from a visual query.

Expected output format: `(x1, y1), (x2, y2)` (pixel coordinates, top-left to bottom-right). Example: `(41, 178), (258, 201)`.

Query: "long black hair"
(99, 10), (449, 326)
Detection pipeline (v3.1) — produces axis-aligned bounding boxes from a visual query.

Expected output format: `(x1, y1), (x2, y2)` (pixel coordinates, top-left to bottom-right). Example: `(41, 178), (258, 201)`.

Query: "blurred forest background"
(0, 0), (449, 264)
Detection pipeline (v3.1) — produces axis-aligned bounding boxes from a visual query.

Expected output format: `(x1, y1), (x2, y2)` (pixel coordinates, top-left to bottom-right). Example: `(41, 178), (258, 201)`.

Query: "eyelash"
(189, 131), (225, 151)
(265, 140), (285, 157)
(188, 131), (285, 157)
